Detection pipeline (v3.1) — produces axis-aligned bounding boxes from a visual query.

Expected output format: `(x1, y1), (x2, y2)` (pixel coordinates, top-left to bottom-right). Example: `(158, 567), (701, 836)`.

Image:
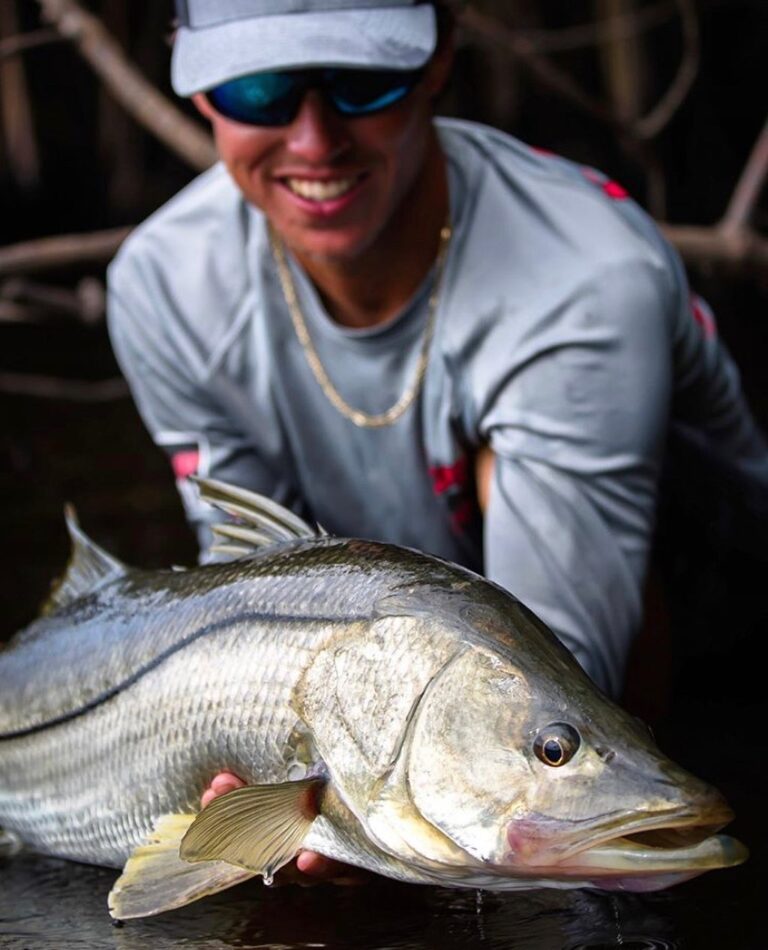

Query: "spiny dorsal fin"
(180, 780), (322, 884)
(192, 476), (327, 556)
(42, 505), (128, 615)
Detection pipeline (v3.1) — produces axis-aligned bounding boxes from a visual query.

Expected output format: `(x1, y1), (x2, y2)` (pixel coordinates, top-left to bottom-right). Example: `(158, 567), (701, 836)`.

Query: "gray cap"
(172, 0), (438, 96)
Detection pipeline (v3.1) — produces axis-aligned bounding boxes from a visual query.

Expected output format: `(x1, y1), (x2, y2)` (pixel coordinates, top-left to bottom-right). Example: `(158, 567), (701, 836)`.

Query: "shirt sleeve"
(480, 247), (768, 697)
(480, 258), (676, 697)
(107, 273), (298, 562)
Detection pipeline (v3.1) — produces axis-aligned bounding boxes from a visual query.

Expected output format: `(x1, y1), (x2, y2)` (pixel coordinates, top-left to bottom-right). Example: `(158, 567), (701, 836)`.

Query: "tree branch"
(458, 2), (701, 145)
(458, 7), (618, 128)
(0, 27), (63, 61)
(515, 0), (677, 54)
(0, 2), (41, 186)
(633, 0), (700, 140)
(660, 223), (768, 275)
(35, 0), (216, 171)
(1, 276), (104, 324)
(0, 228), (130, 278)
(721, 117), (768, 233)
(0, 372), (129, 401)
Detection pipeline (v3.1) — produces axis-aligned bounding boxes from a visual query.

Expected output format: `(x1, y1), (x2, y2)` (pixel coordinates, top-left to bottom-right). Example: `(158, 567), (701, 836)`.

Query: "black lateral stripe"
(0, 610), (357, 741)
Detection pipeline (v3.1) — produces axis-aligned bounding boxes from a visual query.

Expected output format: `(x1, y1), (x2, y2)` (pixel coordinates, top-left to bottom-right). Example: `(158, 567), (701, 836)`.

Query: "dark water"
(0, 850), (757, 950)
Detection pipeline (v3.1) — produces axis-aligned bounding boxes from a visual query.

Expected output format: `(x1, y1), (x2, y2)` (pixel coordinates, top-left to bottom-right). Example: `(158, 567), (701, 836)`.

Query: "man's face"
(193, 50), (451, 263)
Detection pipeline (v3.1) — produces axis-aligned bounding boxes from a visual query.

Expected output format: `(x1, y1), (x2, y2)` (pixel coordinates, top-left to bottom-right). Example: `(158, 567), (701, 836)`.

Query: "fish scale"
(0, 616), (333, 865)
(0, 482), (749, 918)
(0, 539), (389, 739)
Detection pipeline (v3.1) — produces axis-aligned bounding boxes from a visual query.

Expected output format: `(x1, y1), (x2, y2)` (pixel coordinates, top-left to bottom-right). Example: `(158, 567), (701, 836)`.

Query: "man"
(108, 0), (768, 882)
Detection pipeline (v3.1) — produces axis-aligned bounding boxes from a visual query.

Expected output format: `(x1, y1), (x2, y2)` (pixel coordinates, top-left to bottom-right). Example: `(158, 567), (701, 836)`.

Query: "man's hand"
(475, 444), (494, 514)
(201, 771), (368, 886)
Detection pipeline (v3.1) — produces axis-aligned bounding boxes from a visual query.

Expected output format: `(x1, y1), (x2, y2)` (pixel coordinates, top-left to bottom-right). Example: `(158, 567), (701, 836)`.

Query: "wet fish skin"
(0, 539), (437, 874)
(0, 485), (747, 914)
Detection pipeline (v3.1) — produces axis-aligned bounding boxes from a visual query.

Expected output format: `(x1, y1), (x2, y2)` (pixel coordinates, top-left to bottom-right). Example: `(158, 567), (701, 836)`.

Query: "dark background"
(1, 0), (767, 890)
(1, 3), (767, 944)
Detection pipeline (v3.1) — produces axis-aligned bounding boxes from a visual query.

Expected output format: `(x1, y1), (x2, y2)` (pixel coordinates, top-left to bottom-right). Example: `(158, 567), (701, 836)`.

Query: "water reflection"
(0, 852), (695, 950)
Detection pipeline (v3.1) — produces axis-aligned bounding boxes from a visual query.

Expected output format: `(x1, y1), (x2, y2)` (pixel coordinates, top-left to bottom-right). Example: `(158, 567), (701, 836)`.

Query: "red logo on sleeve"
(690, 294), (716, 339)
(581, 167), (630, 200)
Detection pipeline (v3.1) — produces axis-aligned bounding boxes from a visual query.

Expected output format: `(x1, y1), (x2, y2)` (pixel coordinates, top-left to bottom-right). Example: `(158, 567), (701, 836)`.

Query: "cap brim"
(172, 6), (437, 96)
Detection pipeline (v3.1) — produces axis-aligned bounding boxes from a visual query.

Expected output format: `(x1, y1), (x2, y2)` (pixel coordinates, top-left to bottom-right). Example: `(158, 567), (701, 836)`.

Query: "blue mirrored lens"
(207, 72), (303, 126)
(326, 69), (416, 116)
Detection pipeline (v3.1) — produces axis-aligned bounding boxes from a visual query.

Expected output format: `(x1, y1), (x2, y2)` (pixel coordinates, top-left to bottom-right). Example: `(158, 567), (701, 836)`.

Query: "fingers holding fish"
(200, 771), (369, 886)
(294, 850), (370, 886)
(200, 771), (246, 808)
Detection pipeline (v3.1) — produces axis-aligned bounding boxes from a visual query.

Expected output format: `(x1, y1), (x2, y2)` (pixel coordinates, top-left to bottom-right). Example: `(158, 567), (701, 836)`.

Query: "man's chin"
(278, 224), (383, 267)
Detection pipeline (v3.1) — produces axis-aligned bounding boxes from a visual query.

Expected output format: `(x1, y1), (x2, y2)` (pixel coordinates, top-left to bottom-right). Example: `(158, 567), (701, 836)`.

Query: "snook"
(0, 479), (747, 919)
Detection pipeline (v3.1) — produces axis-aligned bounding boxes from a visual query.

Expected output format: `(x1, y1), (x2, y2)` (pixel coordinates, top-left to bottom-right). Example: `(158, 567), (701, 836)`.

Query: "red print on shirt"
(429, 456), (476, 533)
(690, 294), (716, 339)
(171, 449), (200, 480)
(581, 167), (630, 200)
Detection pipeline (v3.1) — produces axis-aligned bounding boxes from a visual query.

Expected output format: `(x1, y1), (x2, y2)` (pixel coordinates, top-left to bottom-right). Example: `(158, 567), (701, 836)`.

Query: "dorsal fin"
(192, 476), (327, 556)
(42, 505), (128, 615)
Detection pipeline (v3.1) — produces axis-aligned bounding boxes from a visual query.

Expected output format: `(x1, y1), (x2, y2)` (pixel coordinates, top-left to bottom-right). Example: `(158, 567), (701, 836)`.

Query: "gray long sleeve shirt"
(107, 119), (768, 696)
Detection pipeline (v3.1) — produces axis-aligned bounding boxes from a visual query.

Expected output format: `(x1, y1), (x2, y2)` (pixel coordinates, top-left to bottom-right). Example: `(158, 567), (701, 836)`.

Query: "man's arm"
(107, 278), (300, 560)
(472, 245), (768, 697)
(475, 445), (493, 514)
(471, 258), (675, 696)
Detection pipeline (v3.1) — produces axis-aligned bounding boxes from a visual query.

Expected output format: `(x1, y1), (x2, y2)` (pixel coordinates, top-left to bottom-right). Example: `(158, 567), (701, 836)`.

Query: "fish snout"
(654, 766), (736, 833)
(694, 788), (734, 829)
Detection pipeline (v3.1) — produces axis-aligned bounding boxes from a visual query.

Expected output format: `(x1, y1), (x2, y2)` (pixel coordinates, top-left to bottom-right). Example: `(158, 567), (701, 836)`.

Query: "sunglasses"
(204, 67), (424, 127)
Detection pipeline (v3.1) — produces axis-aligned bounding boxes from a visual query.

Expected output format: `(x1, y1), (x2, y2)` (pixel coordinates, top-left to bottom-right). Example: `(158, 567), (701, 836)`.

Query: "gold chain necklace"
(269, 221), (452, 429)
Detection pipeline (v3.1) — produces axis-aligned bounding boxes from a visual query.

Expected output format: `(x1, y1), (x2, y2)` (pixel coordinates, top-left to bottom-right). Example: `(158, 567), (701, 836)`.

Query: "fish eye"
(533, 723), (581, 767)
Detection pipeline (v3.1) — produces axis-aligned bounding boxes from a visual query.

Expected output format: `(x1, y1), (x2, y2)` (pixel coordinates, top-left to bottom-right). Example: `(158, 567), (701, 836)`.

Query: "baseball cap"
(172, 0), (438, 97)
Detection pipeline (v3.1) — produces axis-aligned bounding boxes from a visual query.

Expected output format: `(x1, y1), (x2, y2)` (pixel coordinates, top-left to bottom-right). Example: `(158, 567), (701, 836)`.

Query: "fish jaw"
(498, 800), (748, 891)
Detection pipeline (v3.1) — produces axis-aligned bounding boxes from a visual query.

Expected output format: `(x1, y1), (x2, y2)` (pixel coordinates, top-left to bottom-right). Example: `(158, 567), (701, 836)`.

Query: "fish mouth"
(542, 807), (748, 885)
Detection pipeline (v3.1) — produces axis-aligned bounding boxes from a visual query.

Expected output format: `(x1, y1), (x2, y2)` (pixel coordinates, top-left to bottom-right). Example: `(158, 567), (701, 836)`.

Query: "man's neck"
(289, 133), (449, 330)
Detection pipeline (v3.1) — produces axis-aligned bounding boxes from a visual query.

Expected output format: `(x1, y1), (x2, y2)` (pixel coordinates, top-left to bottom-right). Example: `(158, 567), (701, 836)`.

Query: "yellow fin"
(180, 780), (321, 884)
(108, 813), (255, 920)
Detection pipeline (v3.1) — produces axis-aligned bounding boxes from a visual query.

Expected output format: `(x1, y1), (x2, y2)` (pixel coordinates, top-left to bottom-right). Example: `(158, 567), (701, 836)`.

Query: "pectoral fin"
(108, 813), (255, 921)
(180, 779), (322, 884)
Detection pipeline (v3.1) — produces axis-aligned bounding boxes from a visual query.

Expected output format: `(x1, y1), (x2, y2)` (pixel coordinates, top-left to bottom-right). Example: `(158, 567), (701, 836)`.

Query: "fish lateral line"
(0, 608), (363, 741)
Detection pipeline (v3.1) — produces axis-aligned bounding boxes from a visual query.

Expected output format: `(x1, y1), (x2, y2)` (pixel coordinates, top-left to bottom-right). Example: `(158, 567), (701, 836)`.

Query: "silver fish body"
(0, 484), (748, 915)
(0, 539), (443, 875)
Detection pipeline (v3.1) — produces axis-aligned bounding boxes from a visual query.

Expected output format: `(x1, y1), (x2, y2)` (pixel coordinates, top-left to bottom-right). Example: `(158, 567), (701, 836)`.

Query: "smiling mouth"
(283, 174), (365, 202)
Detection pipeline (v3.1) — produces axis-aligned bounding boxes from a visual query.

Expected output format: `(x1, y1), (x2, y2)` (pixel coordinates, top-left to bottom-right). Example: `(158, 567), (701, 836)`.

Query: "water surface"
(0, 842), (759, 950)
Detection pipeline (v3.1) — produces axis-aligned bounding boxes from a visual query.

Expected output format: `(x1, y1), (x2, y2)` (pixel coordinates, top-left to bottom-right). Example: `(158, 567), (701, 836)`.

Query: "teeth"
(286, 177), (358, 201)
